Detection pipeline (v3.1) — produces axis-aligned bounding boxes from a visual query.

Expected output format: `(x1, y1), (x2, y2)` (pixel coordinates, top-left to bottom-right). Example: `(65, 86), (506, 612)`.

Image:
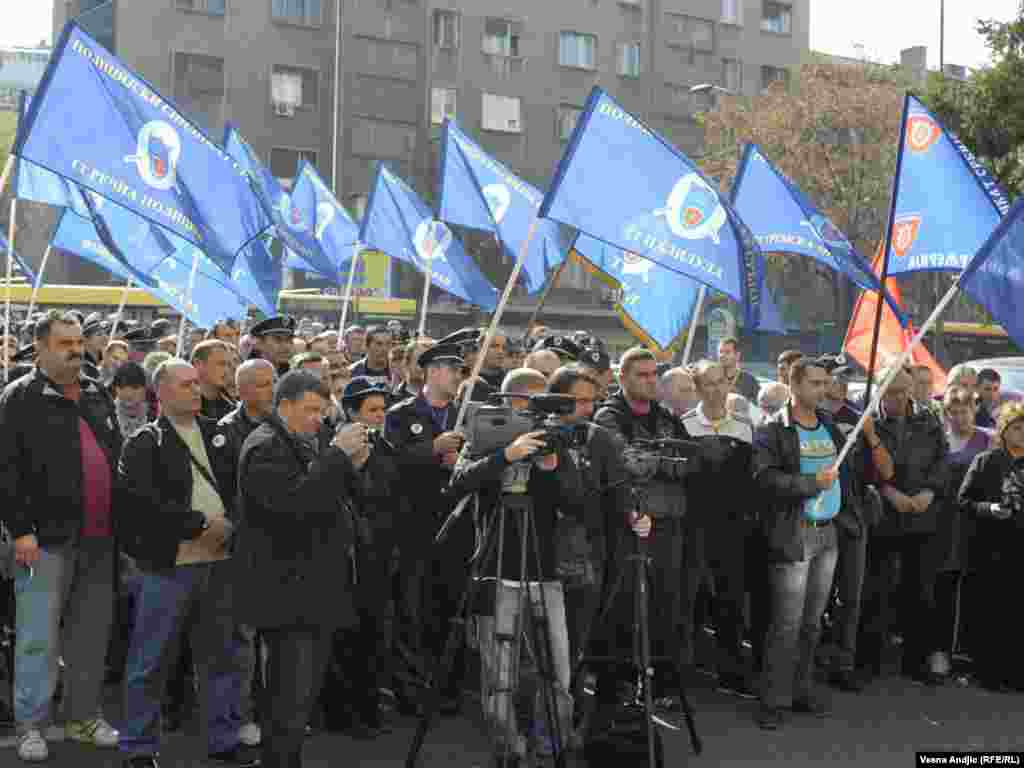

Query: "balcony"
(483, 53), (527, 79)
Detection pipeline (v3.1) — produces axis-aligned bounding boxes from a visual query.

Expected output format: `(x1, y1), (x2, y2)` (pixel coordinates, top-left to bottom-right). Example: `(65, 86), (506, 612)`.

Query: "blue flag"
(52, 209), (263, 325)
(538, 87), (762, 326)
(886, 94), (1010, 276)
(438, 120), (570, 293)
(231, 238), (282, 318)
(0, 234), (37, 285)
(960, 196), (1024, 351)
(223, 125), (337, 280)
(731, 143), (904, 321)
(14, 24), (271, 274)
(360, 164), (498, 309)
(284, 159), (361, 280)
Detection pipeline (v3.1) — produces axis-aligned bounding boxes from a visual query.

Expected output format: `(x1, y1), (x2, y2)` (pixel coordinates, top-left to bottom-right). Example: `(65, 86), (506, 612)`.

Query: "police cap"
(122, 327), (154, 345)
(341, 377), (392, 404)
(816, 354), (853, 378)
(533, 335), (581, 361)
(437, 328), (481, 350)
(579, 346), (610, 373)
(250, 315), (297, 338)
(417, 344), (465, 369)
(82, 320), (110, 338)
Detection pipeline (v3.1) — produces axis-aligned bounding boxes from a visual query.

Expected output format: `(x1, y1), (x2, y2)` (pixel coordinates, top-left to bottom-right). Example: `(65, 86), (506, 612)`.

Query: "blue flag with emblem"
(13, 24), (271, 274)
(731, 143), (905, 322)
(223, 124), (337, 280)
(283, 159), (361, 280)
(0, 233), (37, 285)
(437, 120), (570, 294)
(885, 94), (1010, 276)
(538, 87), (762, 326)
(51, 208), (269, 324)
(360, 164), (499, 309)
(959, 196), (1024, 351)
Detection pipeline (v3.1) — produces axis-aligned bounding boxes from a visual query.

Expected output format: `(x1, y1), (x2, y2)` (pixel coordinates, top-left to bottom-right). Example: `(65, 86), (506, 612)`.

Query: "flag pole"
(26, 245), (51, 321)
(455, 218), (540, 432)
(110, 279), (133, 340)
(4, 197), (18, 381)
(417, 249), (434, 338)
(525, 256), (569, 335)
(176, 251), (200, 359)
(833, 280), (960, 469)
(679, 284), (708, 367)
(0, 156), (14, 202)
(336, 241), (361, 350)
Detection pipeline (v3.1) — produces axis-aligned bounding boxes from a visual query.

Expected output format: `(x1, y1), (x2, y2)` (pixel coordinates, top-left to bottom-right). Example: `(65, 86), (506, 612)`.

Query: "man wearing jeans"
(0, 310), (122, 762)
(753, 357), (860, 730)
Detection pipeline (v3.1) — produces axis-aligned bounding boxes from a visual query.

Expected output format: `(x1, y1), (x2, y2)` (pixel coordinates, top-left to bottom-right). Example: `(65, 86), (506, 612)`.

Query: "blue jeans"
(120, 561), (241, 757)
(14, 538), (114, 731)
(760, 524), (838, 708)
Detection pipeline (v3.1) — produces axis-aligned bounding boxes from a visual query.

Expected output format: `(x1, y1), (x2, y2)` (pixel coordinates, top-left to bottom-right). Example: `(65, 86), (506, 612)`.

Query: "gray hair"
(152, 358), (192, 392)
(501, 367), (548, 394)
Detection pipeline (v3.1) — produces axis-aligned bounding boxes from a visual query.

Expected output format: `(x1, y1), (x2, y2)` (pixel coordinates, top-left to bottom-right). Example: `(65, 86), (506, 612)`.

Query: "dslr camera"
(462, 394), (589, 459)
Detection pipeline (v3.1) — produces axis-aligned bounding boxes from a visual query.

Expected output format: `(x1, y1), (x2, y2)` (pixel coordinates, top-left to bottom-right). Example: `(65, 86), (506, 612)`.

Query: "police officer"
(82, 319), (110, 380)
(247, 316), (297, 380)
(437, 328), (493, 404)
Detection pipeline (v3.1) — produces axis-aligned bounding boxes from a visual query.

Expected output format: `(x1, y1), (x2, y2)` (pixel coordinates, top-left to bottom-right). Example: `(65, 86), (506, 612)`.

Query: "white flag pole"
(25, 245), (51, 321)
(417, 248), (434, 338)
(109, 280), (133, 340)
(336, 241), (361, 351)
(679, 284), (707, 367)
(454, 218), (540, 432)
(176, 250), (201, 359)
(4, 197), (19, 381)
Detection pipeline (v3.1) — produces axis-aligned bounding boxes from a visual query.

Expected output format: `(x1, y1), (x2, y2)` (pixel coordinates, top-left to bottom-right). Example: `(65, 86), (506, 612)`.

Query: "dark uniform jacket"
(201, 393), (236, 423)
(116, 415), (235, 569)
(216, 403), (263, 502)
(958, 448), (1024, 565)
(753, 404), (858, 562)
(233, 416), (359, 630)
(0, 368), (121, 545)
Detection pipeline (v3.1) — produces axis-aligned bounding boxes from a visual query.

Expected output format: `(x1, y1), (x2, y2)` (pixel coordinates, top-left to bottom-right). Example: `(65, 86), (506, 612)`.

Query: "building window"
(559, 31), (597, 70)
(431, 87), (457, 125)
(761, 1), (791, 34)
(482, 92), (522, 133)
(176, 0), (226, 14)
(483, 18), (522, 57)
(270, 147), (319, 184)
(721, 0), (742, 25)
(172, 52), (224, 132)
(665, 14), (715, 51)
(271, 0), (322, 27)
(617, 42), (641, 77)
(760, 65), (790, 91)
(722, 58), (742, 92)
(433, 10), (459, 49)
(271, 65), (319, 111)
(557, 105), (582, 141)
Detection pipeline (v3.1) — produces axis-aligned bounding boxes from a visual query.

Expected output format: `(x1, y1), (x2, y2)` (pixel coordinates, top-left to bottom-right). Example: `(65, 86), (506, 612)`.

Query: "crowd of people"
(0, 307), (1022, 767)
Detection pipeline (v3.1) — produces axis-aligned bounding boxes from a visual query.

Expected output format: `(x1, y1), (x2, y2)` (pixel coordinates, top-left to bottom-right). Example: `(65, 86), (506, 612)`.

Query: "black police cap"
(816, 354), (853, 377)
(418, 344), (464, 368)
(122, 327), (154, 345)
(82, 320), (110, 338)
(11, 344), (35, 364)
(341, 377), (392, 404)
(437, 328), (481, 349)
(579, 346), (610, 372)
(534, 335), (581, 361)
(250, 315), (297, 337)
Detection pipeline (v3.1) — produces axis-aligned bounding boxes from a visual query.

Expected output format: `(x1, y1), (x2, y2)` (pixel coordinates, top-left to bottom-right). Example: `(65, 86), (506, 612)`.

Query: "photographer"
(450, 368), (585, 757)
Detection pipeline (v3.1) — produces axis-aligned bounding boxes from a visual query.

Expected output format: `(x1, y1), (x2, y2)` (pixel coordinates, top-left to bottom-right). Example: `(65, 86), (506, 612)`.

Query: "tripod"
(573, 515), (702, 768)
(407, 491), (569, 768)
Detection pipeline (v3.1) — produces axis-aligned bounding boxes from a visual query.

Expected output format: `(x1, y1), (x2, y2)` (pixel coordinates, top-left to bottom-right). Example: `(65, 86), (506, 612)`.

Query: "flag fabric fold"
(0, 234), (37, 285)
(359, 164), (499, 309)
(438, 120), (570, 294)
(284, 159), (361, 280)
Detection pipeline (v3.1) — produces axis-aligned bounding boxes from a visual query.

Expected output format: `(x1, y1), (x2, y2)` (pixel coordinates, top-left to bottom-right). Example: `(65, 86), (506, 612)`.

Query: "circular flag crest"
(664, 174), (727, 244)
(906, 115), (941, 154)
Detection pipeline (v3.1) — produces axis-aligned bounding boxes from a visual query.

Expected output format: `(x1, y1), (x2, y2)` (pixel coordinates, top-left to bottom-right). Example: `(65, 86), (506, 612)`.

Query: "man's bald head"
(758, 381), (789, 416)
(236, 358), (274, 388)
(524, 349), (560, 379)
(236, 358), (275, 418)
(502, 367), (548, 410)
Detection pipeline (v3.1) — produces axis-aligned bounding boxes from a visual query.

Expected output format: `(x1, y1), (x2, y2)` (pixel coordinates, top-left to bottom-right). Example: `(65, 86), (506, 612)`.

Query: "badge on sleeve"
(411, 423), (424, 435)
(212, 434), (226, 448)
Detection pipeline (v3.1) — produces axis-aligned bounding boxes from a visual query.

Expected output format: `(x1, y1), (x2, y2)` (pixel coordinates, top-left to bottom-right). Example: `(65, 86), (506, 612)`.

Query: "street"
(1, 673), (1020, 768)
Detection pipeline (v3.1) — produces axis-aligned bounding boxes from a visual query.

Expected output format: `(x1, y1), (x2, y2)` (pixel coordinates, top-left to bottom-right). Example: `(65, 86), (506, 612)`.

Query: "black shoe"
(207, 746), (261, 766)
(716, 674), (758, 700)
(756, 703), (783, 730)
(791, 695), (831, 718)
(830, 668), (866, 693)
(123, 758), (160, 768)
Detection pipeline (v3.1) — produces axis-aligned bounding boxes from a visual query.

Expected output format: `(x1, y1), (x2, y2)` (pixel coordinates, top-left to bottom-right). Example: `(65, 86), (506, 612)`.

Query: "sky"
(0, 0), (1020, 70)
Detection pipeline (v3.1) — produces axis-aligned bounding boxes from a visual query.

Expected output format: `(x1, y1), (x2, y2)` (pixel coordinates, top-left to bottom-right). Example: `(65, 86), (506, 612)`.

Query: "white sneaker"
(65, 716), (119, 747)
(17, 730), (48, 763)
(238, 722), (261, 747)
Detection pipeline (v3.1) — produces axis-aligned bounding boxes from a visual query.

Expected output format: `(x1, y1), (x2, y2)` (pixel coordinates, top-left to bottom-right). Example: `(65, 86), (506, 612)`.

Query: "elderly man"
(659, 366), (699, 418)
(117, 360), (255, 768)
(0, 311), (122, 762)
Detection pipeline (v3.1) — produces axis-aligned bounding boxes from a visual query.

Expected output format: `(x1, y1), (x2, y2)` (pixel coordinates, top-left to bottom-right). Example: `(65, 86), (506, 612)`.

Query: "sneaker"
(17, 730), (48, 762)
(791, 695), (831, 718)
(238, 722), (261, 747)
(756, 704), (783, 731)
(66, 717), (120, 747)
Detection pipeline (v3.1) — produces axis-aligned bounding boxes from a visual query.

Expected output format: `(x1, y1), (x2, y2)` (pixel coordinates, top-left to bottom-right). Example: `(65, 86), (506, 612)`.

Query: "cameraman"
(450, 368), (585, 757)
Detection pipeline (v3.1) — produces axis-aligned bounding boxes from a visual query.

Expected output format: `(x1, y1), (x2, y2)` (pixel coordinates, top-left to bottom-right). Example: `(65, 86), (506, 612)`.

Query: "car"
(962, 357), (1024, 394)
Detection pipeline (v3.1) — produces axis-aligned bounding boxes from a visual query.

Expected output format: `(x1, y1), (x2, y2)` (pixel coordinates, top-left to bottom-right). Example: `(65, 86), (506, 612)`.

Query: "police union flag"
(360, 164), (499, 309)
(286, 159), (360, 279)
(886, 94), (1009, 276)
(14, 23), (271, 275)
(438, 120), (570, 293)
(539, 88), (762, 325)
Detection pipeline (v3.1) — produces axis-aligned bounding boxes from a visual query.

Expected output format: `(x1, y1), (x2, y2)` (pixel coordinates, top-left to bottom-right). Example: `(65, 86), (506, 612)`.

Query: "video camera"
(623, 437), (699, 483)
(462, 394), (589, 459)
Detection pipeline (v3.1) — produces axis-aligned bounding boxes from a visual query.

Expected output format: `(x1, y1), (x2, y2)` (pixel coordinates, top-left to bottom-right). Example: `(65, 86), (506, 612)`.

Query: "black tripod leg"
(635, 541), (661, 768)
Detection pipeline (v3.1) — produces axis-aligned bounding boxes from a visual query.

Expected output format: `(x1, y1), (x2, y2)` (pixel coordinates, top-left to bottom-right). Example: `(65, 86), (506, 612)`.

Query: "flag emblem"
(124, 121), (181, 191)
(276, 194), (306, 232)
(413, 220), (452, 265)
(482, 183), (511, 224)
(315, 202), (335, 241)
(906, 115), (941, 154)
(662, 174), (727, 244)
(892, 215), (922, 258)
(620, 250), (654, 283)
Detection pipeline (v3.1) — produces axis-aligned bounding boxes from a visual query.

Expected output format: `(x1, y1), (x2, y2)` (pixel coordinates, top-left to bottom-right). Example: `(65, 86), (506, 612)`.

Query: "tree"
(698, 57), (909, 330)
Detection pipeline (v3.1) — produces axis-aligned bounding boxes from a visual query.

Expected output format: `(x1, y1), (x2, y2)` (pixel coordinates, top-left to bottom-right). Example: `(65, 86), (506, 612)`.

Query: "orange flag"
(843, 243), (947, 396)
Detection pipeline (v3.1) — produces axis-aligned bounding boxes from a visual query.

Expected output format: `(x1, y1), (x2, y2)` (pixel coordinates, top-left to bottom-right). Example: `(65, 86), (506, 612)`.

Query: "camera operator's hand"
(534, 452), (558, 472)
(205, 516), (233, 552)
(14, 534), (40, 567)
(433, 431), (464, 456)
(334, 423), (369, 463)
(505, 431), (548, 463)
(629, 511), (652, 538)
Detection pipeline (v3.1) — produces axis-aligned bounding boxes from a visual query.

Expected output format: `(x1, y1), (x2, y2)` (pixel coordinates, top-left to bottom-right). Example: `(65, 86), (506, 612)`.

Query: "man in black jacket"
(348, 325), (392, 386)
(247, 316), (296, 380)
(117, 360), (255, 768)
(753, 357), (857, 730)
(234, 370), (365, 768)
(0, 310), (122, 762)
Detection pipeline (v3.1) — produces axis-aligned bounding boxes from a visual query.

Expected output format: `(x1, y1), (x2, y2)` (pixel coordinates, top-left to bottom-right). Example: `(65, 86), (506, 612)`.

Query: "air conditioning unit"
(507, 118), (520, 131)
(274, 101), (295, 117)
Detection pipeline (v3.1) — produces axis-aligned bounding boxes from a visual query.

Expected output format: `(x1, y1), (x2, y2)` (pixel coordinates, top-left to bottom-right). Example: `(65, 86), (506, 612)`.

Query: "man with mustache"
(0, 310), (123, 762)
